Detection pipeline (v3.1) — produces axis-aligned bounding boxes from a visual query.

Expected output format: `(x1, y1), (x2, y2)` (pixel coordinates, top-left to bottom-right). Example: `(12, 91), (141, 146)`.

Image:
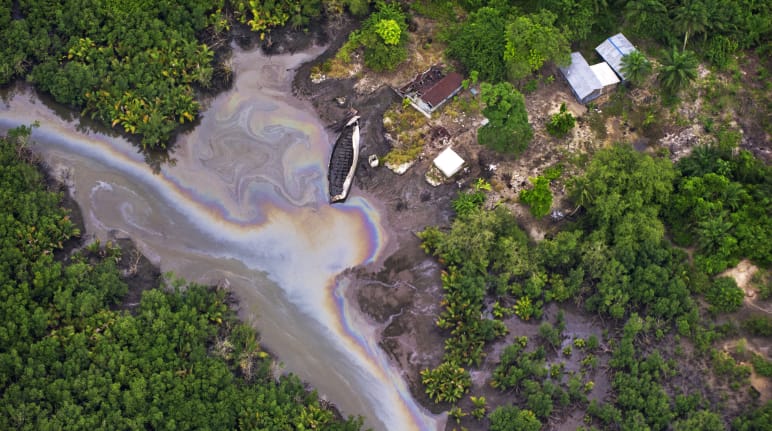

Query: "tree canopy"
(0, 0), (328, 150)
(445, 6), (509, 82)
(478, 82), (533, 155)
(503, 10), (570, 81)
(620, 51), (652, 86)
(0, 127), (363, 430)
(345, 1), (409, 72)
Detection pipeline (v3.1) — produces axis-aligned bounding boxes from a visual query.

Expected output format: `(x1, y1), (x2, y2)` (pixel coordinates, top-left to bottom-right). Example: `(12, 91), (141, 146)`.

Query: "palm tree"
(674, 0), (709, 51)
(620, 51), (652, 86)
(624, 0), (668, 36)
(658, 47), (699, 95)
(696, 213), (733, 254)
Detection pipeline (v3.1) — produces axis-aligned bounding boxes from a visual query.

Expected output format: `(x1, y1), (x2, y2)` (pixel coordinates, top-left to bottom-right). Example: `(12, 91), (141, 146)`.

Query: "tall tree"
(539, 0), (596, 40)
(620, 50), (652, 86)
(623, 0), (669, 40)
(658, 47), (698, 95)
(349, 1), (409, 72)
(673, 0), (709, 51)
(445, 6), (509, 82)
(503, 10), (570, 81)
(478, 82), (533, 155)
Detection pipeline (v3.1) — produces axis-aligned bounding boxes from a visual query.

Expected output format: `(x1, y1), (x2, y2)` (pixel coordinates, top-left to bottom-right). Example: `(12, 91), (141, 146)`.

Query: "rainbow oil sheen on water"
(0, 46), (442, 431)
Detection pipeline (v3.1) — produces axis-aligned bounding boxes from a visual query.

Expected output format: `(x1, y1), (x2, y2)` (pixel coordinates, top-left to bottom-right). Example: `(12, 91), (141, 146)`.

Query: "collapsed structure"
(396, 65), (464, 117)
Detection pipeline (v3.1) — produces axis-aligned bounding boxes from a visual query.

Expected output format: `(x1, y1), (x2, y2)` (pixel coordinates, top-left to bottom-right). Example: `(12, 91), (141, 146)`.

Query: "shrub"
(520, 176), (553, 217)
(489, 406), (541, 431)
(741, 316), (772, 337)
(546, 103), (576, 137)
(420, 361), (471, 403)
(705, 276), (744, 313)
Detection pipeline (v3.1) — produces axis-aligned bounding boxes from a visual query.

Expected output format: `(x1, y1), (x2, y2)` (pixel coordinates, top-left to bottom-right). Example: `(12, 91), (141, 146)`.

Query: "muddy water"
(0, 46), (442, 431)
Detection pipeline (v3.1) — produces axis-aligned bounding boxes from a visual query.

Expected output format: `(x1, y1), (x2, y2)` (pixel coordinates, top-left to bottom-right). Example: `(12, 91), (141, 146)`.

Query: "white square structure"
(433, 147), (465, 178)
(590, 62), (621, 87)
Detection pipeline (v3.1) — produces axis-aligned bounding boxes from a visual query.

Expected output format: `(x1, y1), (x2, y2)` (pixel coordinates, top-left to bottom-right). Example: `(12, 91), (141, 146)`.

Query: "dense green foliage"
(741, 316), (772, 337)
(546, 103), (576, 138)
(344, 1), (408, 72)
(733, 401), (772, 430)
(443, 3), (571, 82)
(233, 0), (321, 37)
(620, 50), (652, 86)
(0, 0), (329, 149)
(420, 141), (770, 426)
(503, 10), (571, 81)
(705, 276), (744, 313)
(668, 144), (772, 274)
(0, 128), (362, 430)
(0, 0), (226, 149)
(659, 47), (699, 96)
(445, 6), (508, 82)
(572, 144), (696, 320)
(489, 405), (541, 431)
(478, 82), (533, 155)
(622, 0), (772, 56)
(420, 361), (471, 403)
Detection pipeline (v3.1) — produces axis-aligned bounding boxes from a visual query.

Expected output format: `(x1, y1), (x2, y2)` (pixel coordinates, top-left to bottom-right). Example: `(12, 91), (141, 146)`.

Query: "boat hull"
(328, 116), (360, 203)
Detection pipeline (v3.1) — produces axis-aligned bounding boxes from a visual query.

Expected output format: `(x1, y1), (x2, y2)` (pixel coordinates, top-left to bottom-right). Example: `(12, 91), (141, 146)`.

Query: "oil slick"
(0, 45), (443, 431)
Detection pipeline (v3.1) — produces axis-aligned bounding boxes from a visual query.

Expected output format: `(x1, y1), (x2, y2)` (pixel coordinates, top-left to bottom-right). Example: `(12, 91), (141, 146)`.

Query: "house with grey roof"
(559, 52), (620, 104)
(595, 33), (636, 81)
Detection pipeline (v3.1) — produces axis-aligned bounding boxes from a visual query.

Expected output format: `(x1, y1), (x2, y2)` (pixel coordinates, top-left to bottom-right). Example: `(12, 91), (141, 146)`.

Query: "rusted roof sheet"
(421, 72), (464, 107)
(399, 65), (444, 95)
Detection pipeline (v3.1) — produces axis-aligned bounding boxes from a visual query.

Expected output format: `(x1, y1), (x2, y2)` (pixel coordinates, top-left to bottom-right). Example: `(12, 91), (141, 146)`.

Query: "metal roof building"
(590, 62), (621, 88)
(560, 52), (603, 104)
(560, 52), (621, 104)
(595, 33), (636, 80)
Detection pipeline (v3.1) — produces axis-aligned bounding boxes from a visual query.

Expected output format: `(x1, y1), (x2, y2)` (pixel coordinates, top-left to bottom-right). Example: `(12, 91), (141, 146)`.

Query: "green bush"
(489, 406), (541, 431)
(347, 1), (409, 72)
(705, 276), (744, 313)
(546, 103), (576, 137)
(520, 176), (553, 217)
(478, 82), (533, 155)
(741, 316), (772, 336)
(420, 361), (471, 403)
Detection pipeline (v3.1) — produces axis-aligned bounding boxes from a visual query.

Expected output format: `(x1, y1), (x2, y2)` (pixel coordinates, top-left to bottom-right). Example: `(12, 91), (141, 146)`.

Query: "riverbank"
(33, 144), (370, 427)
(288, 15), (463, 421)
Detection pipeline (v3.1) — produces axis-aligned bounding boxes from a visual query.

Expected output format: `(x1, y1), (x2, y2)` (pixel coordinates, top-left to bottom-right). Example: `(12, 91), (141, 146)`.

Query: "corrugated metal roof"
(560, 52), (602, 102)
(591, 62), (620, 87)
(422, 72), (464, 107)
(595, 33), (636, 80)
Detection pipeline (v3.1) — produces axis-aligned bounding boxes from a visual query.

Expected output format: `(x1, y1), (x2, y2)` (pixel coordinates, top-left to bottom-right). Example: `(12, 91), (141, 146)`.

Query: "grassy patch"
(382, 103), (428, 165)
(441, 93), (481, 119)
(584, 110), (607, 140)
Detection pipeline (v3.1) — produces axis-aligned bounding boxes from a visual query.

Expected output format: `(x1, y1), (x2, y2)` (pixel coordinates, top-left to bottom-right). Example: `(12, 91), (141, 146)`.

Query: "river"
(0, 45), (442, 431)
